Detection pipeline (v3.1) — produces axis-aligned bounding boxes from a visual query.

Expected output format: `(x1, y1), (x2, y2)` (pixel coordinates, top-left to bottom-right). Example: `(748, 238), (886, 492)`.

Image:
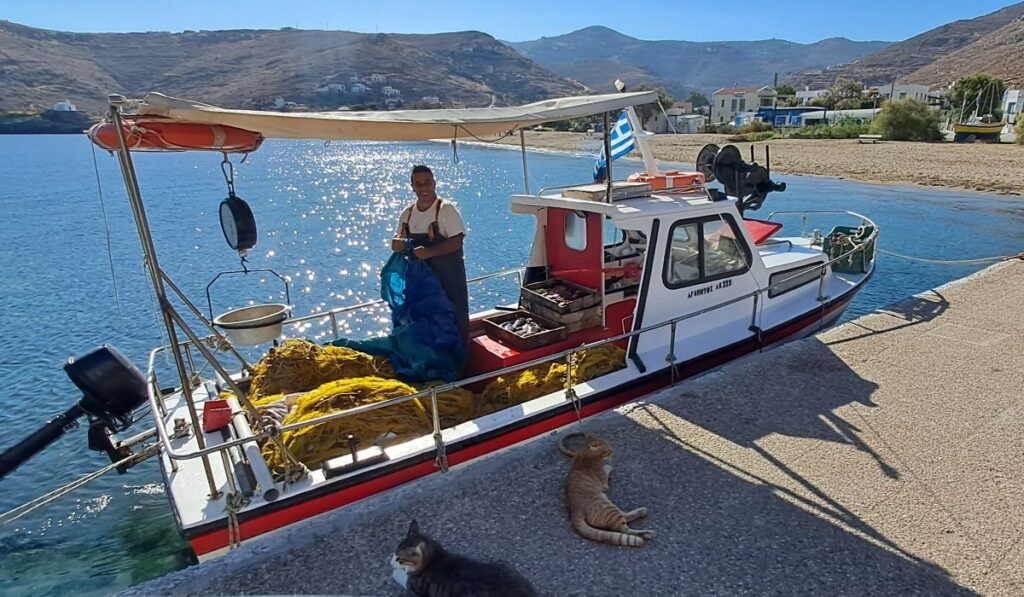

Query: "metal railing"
(143, 210), (878, 494)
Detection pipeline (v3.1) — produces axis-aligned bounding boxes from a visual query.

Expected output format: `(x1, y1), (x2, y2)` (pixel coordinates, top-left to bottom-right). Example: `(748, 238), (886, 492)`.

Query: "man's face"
(411, 172), (436, 201)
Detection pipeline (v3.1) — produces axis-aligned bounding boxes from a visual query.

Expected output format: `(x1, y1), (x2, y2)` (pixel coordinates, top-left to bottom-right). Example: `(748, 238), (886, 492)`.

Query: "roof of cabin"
(510, 190), (726, 224)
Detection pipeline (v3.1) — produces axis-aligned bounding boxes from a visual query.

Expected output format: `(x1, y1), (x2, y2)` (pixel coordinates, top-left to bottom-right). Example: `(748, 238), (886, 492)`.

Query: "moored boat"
(0, 90), (878, 561)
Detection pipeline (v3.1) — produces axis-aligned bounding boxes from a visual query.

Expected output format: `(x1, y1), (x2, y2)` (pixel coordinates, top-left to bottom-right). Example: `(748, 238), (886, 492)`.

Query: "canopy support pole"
(107, 95), (220, 501)
(519, 130), (531, 195)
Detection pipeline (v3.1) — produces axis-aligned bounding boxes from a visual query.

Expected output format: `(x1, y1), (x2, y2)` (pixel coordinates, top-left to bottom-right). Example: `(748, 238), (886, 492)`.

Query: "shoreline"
(493, 131), (1024, 197)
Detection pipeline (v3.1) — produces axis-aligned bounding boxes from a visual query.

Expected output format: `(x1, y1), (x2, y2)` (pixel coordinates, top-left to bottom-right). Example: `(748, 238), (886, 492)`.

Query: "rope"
(878, 248), (1024, 265)
(0, 443), (160, 529)
(90, 143), (127, 330)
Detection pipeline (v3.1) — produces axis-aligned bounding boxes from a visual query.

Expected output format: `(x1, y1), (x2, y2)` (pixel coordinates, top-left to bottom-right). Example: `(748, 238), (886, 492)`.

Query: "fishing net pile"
(239, 339), (625, 476)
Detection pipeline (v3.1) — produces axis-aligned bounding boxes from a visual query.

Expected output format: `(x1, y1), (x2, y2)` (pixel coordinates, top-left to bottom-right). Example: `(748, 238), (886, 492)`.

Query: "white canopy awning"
(130, 91), (659, 142)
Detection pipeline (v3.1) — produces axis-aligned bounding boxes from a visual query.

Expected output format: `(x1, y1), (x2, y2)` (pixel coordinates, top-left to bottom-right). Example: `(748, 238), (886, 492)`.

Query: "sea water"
(1, 135), (1022, 596)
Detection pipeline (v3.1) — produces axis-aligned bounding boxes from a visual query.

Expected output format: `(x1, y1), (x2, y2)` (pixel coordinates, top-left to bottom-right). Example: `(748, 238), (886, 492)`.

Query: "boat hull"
(952, 123), (1003, 142)
(180, 277), (866, 559)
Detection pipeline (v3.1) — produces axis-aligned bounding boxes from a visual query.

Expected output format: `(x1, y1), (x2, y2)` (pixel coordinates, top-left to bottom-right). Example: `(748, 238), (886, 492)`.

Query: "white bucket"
(213, 303), (290, 346)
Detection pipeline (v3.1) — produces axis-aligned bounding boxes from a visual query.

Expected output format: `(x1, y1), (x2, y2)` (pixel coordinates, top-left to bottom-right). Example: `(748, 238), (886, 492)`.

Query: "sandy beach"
(498, 132), (1024, 196)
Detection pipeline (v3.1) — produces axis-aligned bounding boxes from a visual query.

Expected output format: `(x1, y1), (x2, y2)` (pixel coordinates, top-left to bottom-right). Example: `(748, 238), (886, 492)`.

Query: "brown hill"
(0, 21), (586, 114)
(903, 15), (1024, 86)
(787, 2), (1024, 87)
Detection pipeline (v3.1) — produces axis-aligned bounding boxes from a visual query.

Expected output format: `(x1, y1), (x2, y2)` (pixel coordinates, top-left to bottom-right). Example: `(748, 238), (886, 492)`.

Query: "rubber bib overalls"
(401, 199), (469, 347)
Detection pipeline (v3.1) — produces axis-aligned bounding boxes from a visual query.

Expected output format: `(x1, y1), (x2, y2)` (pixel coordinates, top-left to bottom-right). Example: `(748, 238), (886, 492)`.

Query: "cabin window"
(564, 211), (587, 252)
(768, 264), (821, 298)
(603, 216), (624, 248)
(663, 215), (751, 289)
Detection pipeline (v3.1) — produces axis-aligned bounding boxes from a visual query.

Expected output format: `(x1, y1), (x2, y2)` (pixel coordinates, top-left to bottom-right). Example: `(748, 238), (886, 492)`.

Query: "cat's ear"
(407, 520), (419, 537)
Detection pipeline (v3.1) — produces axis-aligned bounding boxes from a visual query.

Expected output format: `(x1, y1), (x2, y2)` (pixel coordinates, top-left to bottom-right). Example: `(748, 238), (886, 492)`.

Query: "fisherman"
(391, 164), (469, 346)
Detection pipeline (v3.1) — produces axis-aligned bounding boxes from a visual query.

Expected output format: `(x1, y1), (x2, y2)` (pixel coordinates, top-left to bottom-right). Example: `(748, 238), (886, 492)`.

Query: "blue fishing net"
(332, 251), (465, 382)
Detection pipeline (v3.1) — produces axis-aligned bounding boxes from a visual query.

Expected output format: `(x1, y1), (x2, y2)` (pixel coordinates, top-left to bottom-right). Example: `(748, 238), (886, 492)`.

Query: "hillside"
(787, 2), (1024, 87)
(0, 21), (586, 114)
(509, 27), (890, 96)
(903, 15), (1024, 86)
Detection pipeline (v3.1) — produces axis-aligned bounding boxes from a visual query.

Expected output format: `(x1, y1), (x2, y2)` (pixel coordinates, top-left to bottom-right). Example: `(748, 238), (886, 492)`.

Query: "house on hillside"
(643, 107), (705, 133)
(711, 86), (777, 124)
(369, 73), (387, 83)
(1002, 89), (1021, 124)
(52, 99), (77, 111)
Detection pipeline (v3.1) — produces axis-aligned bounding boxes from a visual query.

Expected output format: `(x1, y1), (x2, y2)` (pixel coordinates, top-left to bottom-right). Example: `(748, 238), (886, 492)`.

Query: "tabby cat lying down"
(561, 432), (653, 547)
(390, 520), (537, 597)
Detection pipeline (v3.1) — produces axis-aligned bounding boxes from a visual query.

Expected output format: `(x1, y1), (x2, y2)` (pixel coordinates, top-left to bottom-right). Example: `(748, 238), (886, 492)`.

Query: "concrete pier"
(128, 261), (1024, 597)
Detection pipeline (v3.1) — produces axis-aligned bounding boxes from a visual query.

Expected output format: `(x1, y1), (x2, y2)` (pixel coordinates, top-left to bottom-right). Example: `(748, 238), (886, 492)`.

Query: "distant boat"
(952, 118), (1003, 143)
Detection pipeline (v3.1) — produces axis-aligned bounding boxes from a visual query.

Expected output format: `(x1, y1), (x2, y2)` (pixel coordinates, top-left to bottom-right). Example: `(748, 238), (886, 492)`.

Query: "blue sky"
(3, 1), (1018, 43)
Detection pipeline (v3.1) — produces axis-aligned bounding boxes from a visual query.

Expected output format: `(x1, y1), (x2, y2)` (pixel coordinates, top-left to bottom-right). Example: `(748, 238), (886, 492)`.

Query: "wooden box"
(520, 278), (599, 315)
(562, 181), (652, 202)
(482, 310), (567, 351)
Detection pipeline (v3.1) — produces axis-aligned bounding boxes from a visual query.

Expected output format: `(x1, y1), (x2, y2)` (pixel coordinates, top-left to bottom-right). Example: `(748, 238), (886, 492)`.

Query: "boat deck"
(126, 262), (1024, 596)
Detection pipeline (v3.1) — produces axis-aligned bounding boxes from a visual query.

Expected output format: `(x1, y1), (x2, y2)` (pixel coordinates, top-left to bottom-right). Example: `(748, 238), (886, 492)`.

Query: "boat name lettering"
(686, 279), (731, 298)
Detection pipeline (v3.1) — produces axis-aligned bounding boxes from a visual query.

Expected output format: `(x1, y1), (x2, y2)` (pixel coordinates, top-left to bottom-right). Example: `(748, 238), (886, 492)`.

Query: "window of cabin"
(663, 215), (751, 289)
(564, 210), (587, 252)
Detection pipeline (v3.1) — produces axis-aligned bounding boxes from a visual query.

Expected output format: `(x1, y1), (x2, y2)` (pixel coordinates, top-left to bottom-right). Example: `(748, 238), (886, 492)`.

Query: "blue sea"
(1, 134), (1022, 596)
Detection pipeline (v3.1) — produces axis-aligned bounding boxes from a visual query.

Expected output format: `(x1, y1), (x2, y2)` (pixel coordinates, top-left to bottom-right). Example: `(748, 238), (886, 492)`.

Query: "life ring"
(88, 120), (264, 153)
(627, 170), (705, 190)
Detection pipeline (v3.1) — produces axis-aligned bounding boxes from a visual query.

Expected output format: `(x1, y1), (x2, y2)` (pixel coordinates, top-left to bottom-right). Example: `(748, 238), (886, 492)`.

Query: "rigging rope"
(91, 143), (127, 330)
(878, 248), (1024, 265)
(0, 443), (160, 529)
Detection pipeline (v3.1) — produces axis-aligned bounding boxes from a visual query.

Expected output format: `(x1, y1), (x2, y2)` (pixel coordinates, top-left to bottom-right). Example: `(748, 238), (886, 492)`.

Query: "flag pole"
(603, 111), (613, 203)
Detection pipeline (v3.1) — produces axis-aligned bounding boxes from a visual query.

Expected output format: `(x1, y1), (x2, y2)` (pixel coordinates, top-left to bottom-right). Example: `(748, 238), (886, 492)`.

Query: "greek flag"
(593, 111), (635, 181)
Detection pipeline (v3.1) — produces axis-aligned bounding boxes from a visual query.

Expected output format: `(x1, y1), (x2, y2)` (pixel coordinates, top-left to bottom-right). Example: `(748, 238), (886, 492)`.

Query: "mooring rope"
(0, 443), (160, 529)
(878, 248), (1024, 265)
(91, 143), (127, 330)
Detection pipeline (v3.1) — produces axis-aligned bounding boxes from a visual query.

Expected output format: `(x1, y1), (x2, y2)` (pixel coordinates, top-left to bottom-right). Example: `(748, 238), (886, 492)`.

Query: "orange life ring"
(88, 120), (264, 153)
(627, 170), (705, 190)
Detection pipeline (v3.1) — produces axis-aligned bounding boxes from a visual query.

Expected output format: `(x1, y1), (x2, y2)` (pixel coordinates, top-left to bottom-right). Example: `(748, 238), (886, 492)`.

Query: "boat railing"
(143, 216), (878, 464)
(284, 267), (523, 339)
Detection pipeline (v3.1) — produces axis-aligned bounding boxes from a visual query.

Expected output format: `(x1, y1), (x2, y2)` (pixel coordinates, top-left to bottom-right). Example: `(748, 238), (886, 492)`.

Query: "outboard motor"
(0, 345), (148, 480)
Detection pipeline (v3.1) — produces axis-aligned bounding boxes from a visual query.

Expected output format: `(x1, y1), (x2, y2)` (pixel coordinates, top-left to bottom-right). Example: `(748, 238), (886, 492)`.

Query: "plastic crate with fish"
(482, 310), (567, 350)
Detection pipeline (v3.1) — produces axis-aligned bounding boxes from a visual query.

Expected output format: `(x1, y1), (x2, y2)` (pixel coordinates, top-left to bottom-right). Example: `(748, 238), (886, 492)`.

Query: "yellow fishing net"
(243, 339), (625, 476)
(248, 339), (394, 399)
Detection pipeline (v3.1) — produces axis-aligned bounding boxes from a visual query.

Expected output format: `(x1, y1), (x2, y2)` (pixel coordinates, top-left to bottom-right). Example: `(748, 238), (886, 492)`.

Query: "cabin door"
(629, 213), (760, 370)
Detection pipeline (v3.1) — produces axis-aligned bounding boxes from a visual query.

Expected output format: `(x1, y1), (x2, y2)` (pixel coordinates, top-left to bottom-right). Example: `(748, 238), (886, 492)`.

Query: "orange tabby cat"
(560, 432), (653, 547)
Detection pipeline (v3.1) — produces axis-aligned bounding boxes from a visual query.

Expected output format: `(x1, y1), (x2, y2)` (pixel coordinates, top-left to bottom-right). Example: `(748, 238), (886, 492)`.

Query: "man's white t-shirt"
(397, 198), (466, 239)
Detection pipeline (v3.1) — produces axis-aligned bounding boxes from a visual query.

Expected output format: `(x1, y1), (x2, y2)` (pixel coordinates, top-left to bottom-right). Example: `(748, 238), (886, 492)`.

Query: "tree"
(872, 99), (943, 141)
(822, 77), (864, 109)
(948, 74), (1006, 122)
(686, 92), (710, 108)
(774, 84), (796, 97)
(632, 85), (676, 128)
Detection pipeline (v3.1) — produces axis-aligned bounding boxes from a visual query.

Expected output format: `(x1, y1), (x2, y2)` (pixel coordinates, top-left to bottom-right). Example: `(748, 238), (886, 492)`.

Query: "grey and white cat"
(389, 520), (537, 597)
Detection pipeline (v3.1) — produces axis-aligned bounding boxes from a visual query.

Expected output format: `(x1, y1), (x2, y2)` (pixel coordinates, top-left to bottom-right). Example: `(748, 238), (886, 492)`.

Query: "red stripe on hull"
(187, 288), (861, 557)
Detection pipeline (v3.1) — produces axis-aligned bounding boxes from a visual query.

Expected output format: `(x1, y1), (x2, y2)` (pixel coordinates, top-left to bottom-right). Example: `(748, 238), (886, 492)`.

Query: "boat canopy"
(124, 90), (659, 142)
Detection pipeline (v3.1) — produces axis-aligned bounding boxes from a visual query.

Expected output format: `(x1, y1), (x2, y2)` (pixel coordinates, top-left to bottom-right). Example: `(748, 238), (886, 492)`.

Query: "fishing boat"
(952, 116), (1004, 142)
(0, 90), (878, 562)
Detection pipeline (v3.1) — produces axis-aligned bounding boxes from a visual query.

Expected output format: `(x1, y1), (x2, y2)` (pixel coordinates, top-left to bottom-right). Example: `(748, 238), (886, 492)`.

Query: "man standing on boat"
(392, 164), (470, 346)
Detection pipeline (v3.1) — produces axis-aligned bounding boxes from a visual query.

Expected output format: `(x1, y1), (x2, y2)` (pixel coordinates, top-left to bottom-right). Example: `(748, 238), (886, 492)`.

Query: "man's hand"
(391, 238), (407, 252)
(412, 246), (433, 260)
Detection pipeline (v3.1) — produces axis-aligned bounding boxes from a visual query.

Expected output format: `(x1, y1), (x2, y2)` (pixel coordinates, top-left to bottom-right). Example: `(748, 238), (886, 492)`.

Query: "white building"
(869, 83), (930, 102)
(369, 73), (387, 83)
(349, 83), (369, 94)
(52, 99), (77, 111)
(382, 86), (400, 96)
(711, 86), (776, 124)
(421, 95), (441, 104)
(643, 107), (705, 134)
(1003, 89), (1022, 125)
(796, 87), (827, 105)
(349, 75), (361, 83)
(272, 97), (286, 109)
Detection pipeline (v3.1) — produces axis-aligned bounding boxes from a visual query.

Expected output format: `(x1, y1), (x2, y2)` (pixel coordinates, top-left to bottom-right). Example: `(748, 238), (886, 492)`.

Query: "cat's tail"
(559, 432), (585, 458)
(571, 516), (644, 547)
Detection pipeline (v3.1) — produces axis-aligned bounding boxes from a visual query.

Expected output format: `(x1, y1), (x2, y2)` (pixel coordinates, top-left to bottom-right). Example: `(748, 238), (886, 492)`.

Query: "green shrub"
(728, 131), (776, 142)
(872, 99), (943, 141)
(738, 120), (773, 134)
(790, 120), (871, 139)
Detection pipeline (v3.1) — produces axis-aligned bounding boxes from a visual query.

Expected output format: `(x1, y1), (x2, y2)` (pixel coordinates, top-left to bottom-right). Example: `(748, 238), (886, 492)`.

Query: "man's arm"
(413, 233), (463, 260)
(392, 237), (406, 252)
